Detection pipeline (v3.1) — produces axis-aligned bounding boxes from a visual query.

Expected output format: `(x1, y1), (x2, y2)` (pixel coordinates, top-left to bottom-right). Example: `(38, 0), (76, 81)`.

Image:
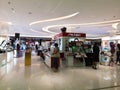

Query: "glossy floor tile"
(0, 51), (120, 90)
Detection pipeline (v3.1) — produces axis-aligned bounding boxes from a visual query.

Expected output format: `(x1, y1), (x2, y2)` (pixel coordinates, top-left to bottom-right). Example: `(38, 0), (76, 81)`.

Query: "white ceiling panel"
(0, 0), (120, 38)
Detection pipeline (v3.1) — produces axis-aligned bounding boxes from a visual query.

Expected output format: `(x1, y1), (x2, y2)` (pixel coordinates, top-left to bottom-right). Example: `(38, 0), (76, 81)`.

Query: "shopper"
(35, 44), (38, 52)
(110, 42), (115, 56)
(38, 45), (44, 55)
(93, 42), (100, 69)
(16, 44), (20, 52)
(116, 43), (120, 64)
(39, 50), (45, 61)
(52, 43), (60, 72)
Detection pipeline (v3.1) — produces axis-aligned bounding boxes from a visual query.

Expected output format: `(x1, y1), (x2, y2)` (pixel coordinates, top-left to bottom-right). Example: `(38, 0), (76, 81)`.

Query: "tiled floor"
(0, 51), (120, 90)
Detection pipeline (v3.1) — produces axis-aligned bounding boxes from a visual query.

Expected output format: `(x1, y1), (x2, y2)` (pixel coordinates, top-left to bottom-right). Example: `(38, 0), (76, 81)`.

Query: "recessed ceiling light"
(11, 8), (14, 10)
(113, 16), (116, 18)
(11, 8), (15, 13)
(8, 1), (11, 5)
(28, 12), (32, 14)
(8, 22), (12, 25)
(104, 19), (106, 21)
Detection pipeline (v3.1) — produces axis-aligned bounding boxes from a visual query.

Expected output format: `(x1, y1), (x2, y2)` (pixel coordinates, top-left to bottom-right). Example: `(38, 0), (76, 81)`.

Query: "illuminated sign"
(54, 32), (86, 39)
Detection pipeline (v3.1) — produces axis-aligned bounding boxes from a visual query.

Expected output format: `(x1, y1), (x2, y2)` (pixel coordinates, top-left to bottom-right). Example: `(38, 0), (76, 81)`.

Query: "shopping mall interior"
(0, 0), (120, 90)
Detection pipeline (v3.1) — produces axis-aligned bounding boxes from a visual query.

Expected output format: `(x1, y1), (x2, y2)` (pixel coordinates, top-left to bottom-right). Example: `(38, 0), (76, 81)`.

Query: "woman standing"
(116, 43), (120, 64)
(93, 43), (100, 69)
(52, 43), (60, 72)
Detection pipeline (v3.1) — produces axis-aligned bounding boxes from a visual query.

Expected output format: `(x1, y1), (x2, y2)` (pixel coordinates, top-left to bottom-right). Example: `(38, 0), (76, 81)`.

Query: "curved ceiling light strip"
(0, 21), (12, 25)
(29, 12), (79, 26)
(30, 29), (42, 34)
(42, 19), (120, 33)
(42, 23), (112, 33)
(42, 25), (65, 33)
(30, 29), (54, 37)
(8, 22), (13, 25)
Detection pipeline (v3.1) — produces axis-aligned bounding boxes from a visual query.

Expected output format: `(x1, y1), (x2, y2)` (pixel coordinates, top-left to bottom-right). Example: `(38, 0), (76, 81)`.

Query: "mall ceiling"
(0, 0), (120, 38)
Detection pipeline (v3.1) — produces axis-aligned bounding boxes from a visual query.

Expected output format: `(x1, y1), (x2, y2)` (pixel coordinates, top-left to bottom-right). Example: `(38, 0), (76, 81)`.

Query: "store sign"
(54, 32), (86, 39)
(67, 33), (85, 37)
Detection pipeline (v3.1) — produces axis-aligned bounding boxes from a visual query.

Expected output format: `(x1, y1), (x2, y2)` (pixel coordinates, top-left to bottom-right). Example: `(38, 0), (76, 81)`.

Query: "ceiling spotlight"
(113, 16), (116, 18)
(8, 1), (11, 5)
(11, 8), (15, 13)
(8, 22), (12, 25)
(28, 12), (32, 14)
(104, 19), (106, 21)
(11, 8), (14, 10)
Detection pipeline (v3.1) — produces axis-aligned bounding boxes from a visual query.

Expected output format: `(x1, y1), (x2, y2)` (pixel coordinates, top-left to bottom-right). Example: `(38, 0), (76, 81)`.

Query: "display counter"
(0, 53), (7, 67)
(44, 52), (61, 68)
(7, 51), (14, 63)
(100, 51), (111, 66)
(66, 52), (85, 67)
(44, 52), (51, 67)
(85, 53), (94, 66)
(44, 51), (86, 68)
(66, 54), (74, 66)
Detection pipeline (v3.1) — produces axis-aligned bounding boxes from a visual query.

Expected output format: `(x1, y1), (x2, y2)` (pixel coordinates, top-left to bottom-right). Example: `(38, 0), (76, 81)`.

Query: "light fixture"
(8, 1), (11, 5)
(29, 12), (79, 26)
(42, 19), (120, 33)
(112, 23), (119, 29)
(28, 12), (32, 15)
(8, 22), (12, 25)
(11, 8), (15, 13)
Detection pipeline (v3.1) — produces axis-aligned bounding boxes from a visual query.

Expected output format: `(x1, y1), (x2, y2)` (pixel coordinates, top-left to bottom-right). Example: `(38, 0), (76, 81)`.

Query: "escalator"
(0, 40), (6, 53)
(0, 40), (13, 53)
(0, 40), (5, 46)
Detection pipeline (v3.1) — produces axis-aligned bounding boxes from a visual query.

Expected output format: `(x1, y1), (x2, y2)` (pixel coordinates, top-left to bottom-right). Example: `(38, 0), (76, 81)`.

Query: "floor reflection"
(0, 51), (120, 90)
